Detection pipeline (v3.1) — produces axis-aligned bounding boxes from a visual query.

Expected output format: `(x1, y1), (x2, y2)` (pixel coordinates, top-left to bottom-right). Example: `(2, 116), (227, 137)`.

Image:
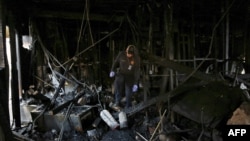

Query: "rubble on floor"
(12, 79), (250, 141)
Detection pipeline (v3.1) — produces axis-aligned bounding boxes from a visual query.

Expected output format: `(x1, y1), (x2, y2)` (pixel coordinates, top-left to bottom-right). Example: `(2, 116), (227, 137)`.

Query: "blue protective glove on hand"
(109, 71), (115, 78)
(132, 84), (138, 92)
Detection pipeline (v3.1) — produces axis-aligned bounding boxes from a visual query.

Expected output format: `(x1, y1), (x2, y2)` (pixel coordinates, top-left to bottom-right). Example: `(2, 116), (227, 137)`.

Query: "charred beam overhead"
(7, 0), (250, 27)
(28, 0), (143, 13)
(143, 52), (216, 82)
(30, 10), (124, 22)
(16, 0), (143, 23)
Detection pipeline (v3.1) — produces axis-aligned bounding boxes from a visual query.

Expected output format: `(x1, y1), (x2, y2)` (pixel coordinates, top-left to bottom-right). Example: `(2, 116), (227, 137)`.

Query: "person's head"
(126, 45), (136, 58)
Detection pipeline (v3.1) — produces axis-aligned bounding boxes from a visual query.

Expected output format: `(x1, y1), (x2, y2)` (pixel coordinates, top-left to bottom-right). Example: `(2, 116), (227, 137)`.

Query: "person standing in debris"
(109, 45), (140, 108)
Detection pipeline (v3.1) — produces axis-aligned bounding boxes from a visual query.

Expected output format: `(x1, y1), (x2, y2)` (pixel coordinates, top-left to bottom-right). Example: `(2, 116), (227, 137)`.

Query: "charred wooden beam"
(225, 74), (250, 87)
(48, 67), (69, 110)
(125, 52), (218, 116)
(143, 52), (216, 82)
(30, 9), (124, 22)
(48, 100), (72, 115)
(8, 14), (22, 127)
(127, 80), (243, 129)
(126, 81), (208, 116)
(48, 88), (87, 115)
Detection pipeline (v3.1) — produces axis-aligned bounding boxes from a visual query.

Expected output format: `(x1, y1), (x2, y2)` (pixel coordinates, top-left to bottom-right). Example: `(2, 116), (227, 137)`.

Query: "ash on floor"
(101, 129), (136, 141)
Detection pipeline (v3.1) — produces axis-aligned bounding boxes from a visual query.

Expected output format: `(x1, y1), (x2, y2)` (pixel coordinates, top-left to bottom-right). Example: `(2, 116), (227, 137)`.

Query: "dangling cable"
(62, 18), (124, 66)
(76, 0), (87, 54)
(180, 0), (236, 84)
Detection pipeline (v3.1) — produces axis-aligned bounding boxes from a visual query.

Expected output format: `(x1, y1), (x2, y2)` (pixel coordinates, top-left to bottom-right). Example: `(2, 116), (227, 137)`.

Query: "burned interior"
(1, 0), (250, 141)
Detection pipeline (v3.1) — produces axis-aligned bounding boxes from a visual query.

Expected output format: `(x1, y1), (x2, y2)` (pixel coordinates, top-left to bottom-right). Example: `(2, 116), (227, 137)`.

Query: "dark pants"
(114, 74), (133, 108)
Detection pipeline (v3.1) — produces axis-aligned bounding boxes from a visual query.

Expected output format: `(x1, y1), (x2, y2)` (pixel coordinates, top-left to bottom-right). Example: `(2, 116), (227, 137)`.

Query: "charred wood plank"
(48, 89), (85, 115)
(48, 67), (69, 110)
(47, 61), (76, 110)
(48, 100), (71, 115)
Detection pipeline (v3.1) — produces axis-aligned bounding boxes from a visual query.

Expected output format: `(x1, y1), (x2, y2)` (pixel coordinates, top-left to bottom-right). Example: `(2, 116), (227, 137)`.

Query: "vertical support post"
(163, 0), (175, 123)
(244, 3), (250, 73)
(225, 4), (230, 75)
(9, 14), (21, 128)
(0, 0), (13, 133)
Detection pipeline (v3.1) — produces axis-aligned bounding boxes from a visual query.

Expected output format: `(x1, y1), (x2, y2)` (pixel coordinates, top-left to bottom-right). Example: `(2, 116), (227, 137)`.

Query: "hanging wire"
(36, 33), (86, 88)
(76, 0), (87, 54)
(180, 0), (236, 84)
(34, 0), (124, 71)
(33, 0), (125, 93)
(126, 14), (140, 44)
(85, 0), (94, 45)
(39, 40), (61, 83)
(75, 0), (96, 57)
(61, 18), (124, 66)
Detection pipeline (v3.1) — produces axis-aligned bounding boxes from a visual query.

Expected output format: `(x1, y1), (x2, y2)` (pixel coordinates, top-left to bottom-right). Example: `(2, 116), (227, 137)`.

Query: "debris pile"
(12, 55), (250, 141)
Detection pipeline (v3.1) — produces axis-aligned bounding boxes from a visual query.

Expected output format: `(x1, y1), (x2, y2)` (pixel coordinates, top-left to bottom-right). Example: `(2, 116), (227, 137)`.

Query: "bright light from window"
(22, 35), (32, 50)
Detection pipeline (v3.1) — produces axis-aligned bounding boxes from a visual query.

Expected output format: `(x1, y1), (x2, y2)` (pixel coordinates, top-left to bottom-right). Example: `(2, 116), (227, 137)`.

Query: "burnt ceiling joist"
(5, 0), (249, 28)
(31, 10), (124, 22)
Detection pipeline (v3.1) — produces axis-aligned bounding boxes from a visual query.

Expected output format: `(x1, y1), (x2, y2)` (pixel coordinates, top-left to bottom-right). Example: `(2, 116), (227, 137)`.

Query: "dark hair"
(126, 45), (135, 54)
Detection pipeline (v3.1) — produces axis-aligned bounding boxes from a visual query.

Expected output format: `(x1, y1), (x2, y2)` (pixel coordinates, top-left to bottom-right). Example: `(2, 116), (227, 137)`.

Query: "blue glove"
(109, 71), (115, 78)
(132, 84), (138, 92)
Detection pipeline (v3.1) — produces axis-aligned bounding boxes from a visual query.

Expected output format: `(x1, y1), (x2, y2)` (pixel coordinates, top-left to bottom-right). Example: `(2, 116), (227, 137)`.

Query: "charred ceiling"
(4, 0), (250, 44)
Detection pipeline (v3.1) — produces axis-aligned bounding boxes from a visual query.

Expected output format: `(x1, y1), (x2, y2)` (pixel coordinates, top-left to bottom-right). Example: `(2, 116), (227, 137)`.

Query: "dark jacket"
(111, 51), (140, 85)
